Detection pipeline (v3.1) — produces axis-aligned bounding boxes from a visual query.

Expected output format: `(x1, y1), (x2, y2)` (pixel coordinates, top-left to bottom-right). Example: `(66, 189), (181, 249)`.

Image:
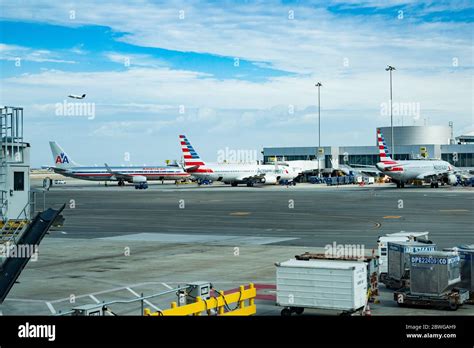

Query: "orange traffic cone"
(365, 304), (372, 316)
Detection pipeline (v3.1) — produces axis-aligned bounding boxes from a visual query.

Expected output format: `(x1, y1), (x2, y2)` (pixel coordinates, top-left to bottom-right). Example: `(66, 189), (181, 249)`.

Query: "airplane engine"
(447, 174), (457, 185)
(260, 176), (277, 184)
(131, 175), (147, 183)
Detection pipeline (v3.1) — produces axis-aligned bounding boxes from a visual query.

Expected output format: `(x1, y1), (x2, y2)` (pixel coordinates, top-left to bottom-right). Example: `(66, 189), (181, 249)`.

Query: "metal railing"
(0, 106), (24, 165)
(0, 201), (31, 244)
(56, 285), (188, 316)
(0, 107), (25, 223)
(144, 283), (257, 316)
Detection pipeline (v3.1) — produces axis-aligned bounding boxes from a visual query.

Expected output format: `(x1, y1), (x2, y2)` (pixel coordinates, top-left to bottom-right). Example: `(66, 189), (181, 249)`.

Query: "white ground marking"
(126, 287), (160, 311)
(161, 282), (173, 290)
(45, 302), (56, 314)
(99, 232), (298, 245)
(89, 295), (101, 304)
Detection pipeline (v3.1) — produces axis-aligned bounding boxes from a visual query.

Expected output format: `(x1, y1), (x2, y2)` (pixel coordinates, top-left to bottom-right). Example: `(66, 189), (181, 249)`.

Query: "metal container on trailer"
(457, 245), (474, 292)
(276, 259), (367, 312)
(388, 241), (436, 281)
(377, 232), (431, 276)
(410, 251), (461, 296)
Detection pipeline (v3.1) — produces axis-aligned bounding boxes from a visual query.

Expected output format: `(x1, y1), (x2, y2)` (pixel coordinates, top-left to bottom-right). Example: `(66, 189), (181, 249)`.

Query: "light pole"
(385, 65), (395, 159)
(315, 82), (322, 178)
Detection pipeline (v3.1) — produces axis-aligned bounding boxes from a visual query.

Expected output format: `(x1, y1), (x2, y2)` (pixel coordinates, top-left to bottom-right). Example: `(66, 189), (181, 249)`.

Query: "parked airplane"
(49, 141), (189, 186)
(68, 94), (86, 99)
(375, 129), (458, 188)
(179, 135), (300, 186)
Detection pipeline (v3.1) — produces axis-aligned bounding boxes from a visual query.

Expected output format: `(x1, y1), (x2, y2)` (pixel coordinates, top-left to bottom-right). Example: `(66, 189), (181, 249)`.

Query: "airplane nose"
(375, 163), (384, 171)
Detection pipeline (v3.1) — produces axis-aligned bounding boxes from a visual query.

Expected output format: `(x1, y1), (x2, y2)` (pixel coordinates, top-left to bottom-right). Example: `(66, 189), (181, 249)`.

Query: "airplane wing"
(47, 166), (68, 174)
(104, 163), (134, 181)
(452, 166), (474, 178)
(416, 170), (450, 180)
(340, 164), (380, 176)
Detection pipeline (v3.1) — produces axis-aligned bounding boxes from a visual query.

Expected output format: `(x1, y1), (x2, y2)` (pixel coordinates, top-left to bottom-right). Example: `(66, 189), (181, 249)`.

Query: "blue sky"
(0, 0), (472, 166)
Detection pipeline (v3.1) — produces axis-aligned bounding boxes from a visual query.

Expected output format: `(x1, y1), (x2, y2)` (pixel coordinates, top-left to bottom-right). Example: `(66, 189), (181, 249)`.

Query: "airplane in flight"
(179, 135), (300, 186)
(68, 94), (86, 99)
(49, 141), (189, 187)
(375, 129), (458, 188)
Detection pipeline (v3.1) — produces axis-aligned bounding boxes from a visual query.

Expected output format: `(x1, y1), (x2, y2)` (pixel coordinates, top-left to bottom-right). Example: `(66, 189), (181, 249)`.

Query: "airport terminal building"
(263, 126), (474, 173)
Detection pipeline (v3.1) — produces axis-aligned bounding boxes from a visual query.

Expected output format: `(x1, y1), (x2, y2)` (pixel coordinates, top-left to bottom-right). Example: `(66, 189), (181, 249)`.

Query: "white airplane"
(49, 141), (189, 187)
(179, 135), (300, 186)
(375, 129), (458, 188)
(68, 94), (86, 99)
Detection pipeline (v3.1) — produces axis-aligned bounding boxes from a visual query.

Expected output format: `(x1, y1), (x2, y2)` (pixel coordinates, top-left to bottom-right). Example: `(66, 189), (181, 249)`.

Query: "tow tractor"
(197, 179), (213, 186)
(279, 179), (296, 186)
(134, 182), (148, 189)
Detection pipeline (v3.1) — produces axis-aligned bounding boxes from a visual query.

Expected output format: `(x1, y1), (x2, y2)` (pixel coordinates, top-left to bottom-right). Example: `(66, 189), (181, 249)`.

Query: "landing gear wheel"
(281, 308), (292, 316)
(448, 301), (458, 311)
(231, 182), (238, 187)
(294, 307), (304, 315)
(401, 182), (405, 188)
(396, 182), (401, 188)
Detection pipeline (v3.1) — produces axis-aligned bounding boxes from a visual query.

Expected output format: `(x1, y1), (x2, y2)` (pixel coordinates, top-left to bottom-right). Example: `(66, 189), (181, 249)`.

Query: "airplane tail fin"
(49, 141), (79, 168)
(376, 129), (394, 163)
(179, 135), (209, 172)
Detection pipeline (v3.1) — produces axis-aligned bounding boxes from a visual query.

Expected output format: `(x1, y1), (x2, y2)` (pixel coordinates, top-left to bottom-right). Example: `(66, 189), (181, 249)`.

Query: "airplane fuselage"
(376, 159), (453, 182)
(54, 166), (189, 182)
(189, 163), (298, 184)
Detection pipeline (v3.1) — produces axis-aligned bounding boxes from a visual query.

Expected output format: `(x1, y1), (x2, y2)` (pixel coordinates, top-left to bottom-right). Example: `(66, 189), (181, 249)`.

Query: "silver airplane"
(49, 141), (189, 186)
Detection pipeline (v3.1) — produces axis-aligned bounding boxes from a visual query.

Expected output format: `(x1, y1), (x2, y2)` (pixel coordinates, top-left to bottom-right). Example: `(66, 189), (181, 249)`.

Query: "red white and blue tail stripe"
(376, 129), (397, 164)
(179, 135), (213, 173)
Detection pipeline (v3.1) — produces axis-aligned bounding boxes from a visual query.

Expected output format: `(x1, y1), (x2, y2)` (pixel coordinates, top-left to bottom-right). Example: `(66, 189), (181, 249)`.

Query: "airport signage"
(388, 244), (435, 253)
(411, 255), (460, 265)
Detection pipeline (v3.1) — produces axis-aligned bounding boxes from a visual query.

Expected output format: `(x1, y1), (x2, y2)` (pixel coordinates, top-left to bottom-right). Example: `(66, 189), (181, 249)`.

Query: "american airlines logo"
(55, 152), (69, 164)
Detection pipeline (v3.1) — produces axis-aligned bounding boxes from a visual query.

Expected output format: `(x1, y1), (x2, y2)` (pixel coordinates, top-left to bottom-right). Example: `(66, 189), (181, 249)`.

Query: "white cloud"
(0, 1), (472, 166)
(1, 1), (472, 74)
(0, 43), (76, 64)
(105, 52), (169, 68)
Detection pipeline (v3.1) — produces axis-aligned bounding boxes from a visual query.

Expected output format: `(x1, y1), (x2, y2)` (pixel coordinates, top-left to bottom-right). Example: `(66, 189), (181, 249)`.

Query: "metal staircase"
(0, 205), (65, 303)
(0, 202), (30, 244)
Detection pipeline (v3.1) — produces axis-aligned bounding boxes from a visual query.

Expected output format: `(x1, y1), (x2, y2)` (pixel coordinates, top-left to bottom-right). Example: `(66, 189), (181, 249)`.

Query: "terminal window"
(14, 171), (24, 191)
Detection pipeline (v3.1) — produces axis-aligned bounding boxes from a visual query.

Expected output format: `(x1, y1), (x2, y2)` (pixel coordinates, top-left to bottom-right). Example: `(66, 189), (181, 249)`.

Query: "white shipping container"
(276, 259), (367, 312)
